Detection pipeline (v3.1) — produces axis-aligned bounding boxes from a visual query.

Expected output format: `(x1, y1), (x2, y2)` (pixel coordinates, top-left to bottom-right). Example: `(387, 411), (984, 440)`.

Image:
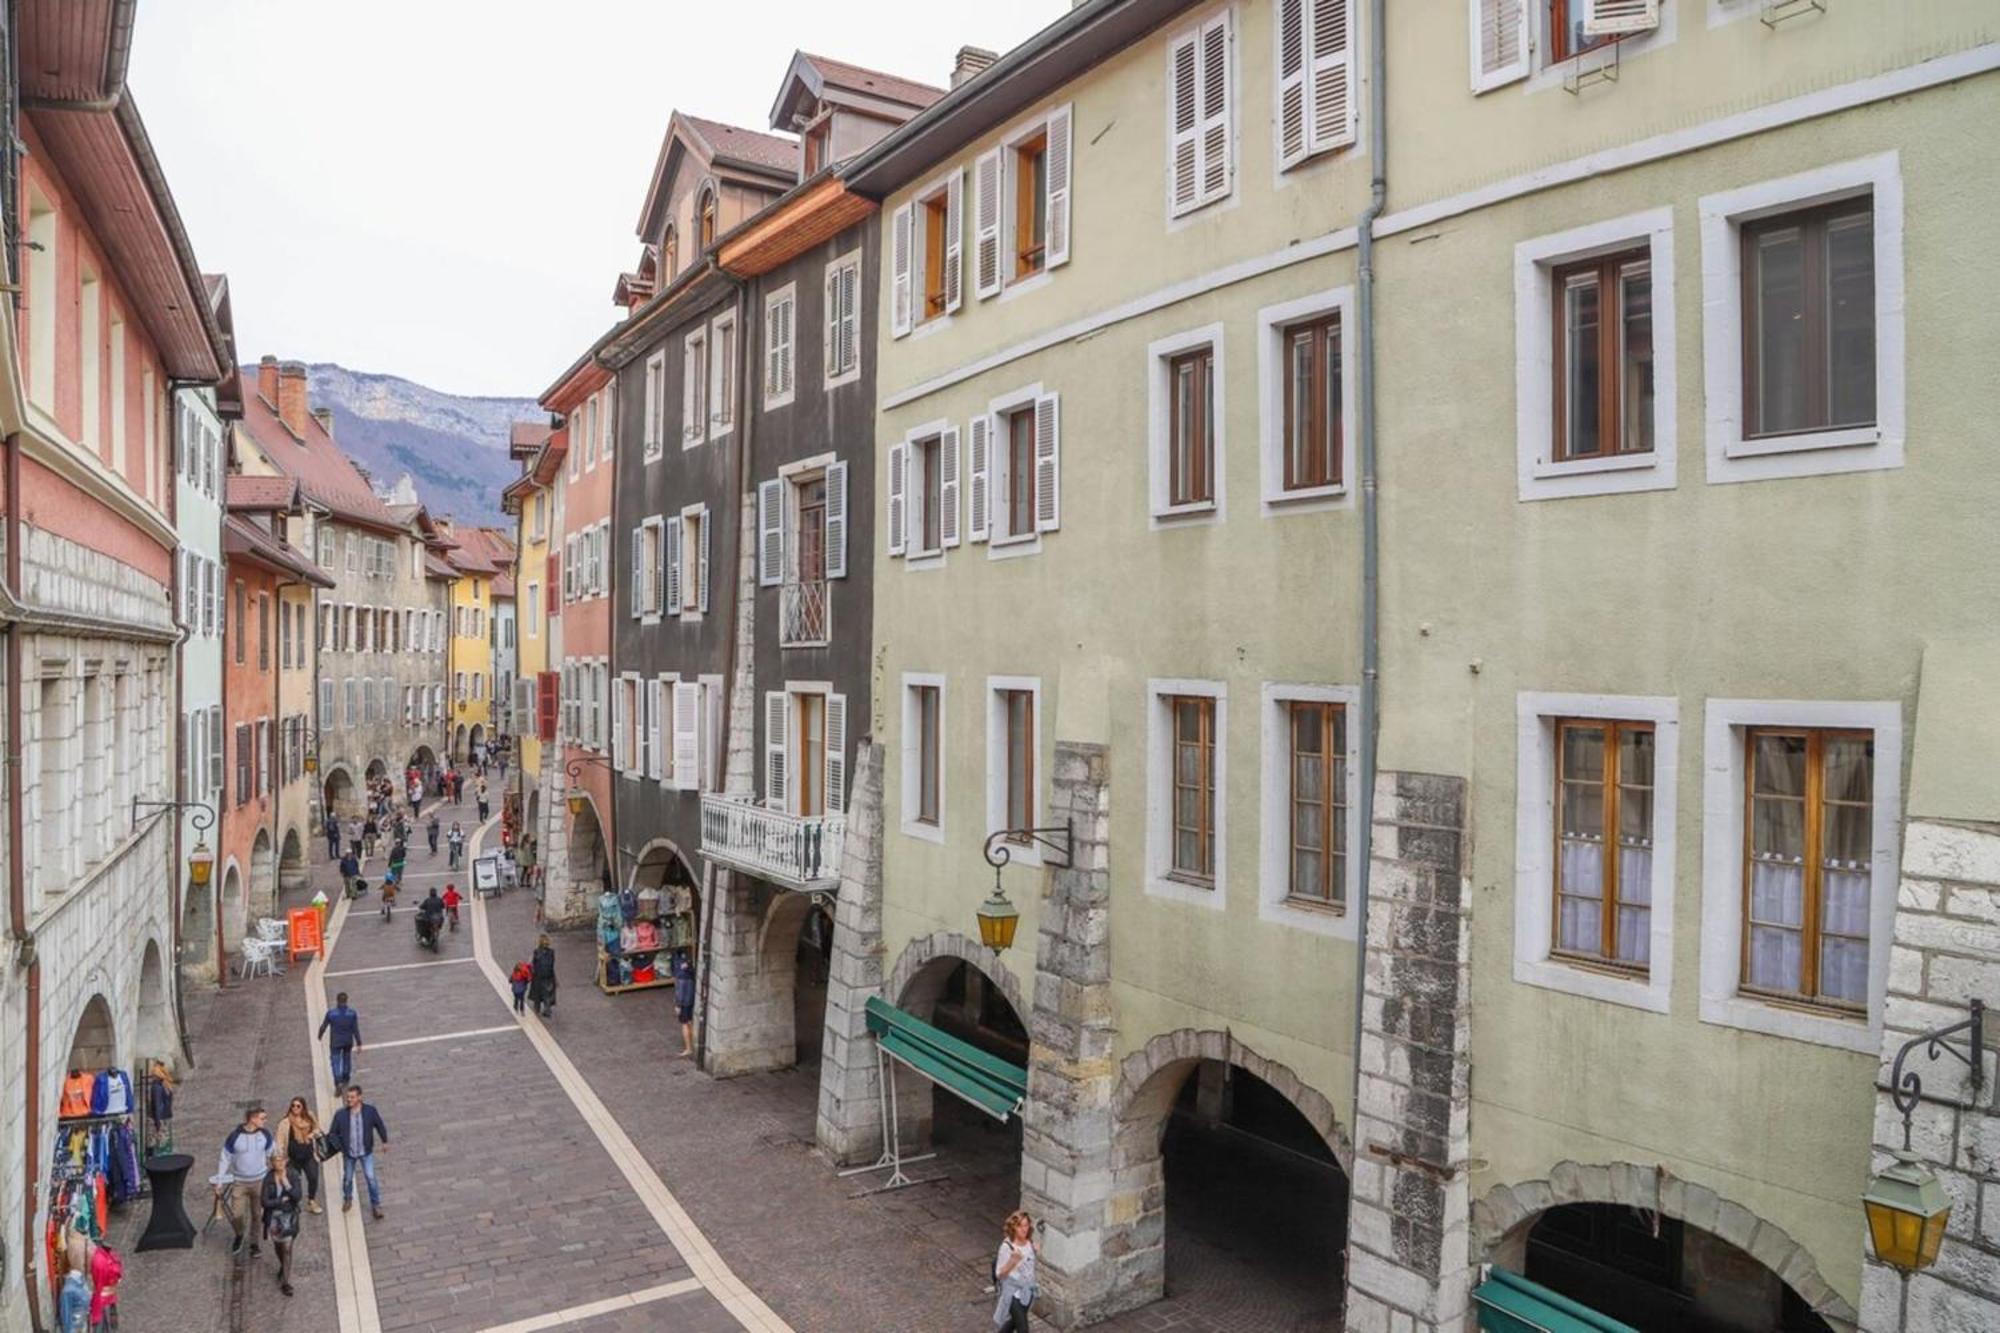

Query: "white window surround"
(763, 284), (796, 411)
(1524, 0), (1677, 94)
(678, 501), (709, 621)
(983, 381), (1045, 558)
(909, 175), (958, 334)
(898, 418), (954, 571)
(985, 675), (1043, 866)
(992, 102), (1072, 303)
(1699, 697), (1902, 1054)
(644, 350), (669, 458)
(1699, 152), (1904, 485)
(638, 516), (664, 625)
(709, 310), (737, 440)
(619, 672), (643, 779)
(1513, 691), (1679, 1013)
(1146, 678), (1227, 910)
(1258, 286), (1355, 513)
(1258, 683), (1359, 940)
(683, 328), (708, 449)
(1514, 207), (1678, 502)
(1147, 323), (1227, 527)
(826, 248), (864, 388)
(901, 672), (947, 844)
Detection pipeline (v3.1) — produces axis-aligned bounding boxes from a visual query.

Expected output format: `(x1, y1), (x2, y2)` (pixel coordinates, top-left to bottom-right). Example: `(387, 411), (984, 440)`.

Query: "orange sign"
(287, 908), (324, 962)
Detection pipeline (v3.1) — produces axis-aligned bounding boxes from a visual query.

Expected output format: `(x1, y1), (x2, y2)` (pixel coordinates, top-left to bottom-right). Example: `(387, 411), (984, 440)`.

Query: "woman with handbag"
(260, 1155), (304, 1297)
(275, 1097), (326, 1214)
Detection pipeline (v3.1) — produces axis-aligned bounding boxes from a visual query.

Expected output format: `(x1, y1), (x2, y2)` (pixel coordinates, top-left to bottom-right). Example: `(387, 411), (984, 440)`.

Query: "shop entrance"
(568, 798), (607, 895)
(408, 744), (438, 771)
(453, 724), (468, 762)
(364, 758), (388, 782)
(793, 903), (833, 1065)
(180, 878), (215, 981)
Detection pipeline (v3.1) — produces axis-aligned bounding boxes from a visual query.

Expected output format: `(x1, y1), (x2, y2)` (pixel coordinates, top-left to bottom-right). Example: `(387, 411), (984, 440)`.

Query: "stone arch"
(453, 724), (468, 761)
(251, 827), (276, 918)
(219, 860), (246, 954)
(63, 993), (119, 1073)
(365, 757), (388, 781)
(470, 723), (486, 753)
(134, 939), (175, 1063)
(1471, 1163), (1858, 1331)
(886, 930), (1027, 1024)
(409, 744), (438, 770)
(567, 793), (608, 896)
(1112, 1029), (1353, 1171)
(279, 825), (307, 895)
(322, 763), (357, 818)
(626, 837), (698, 894)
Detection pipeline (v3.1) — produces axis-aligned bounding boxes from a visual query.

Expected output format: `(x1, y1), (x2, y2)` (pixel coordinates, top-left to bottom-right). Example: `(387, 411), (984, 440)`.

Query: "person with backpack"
(510, 960), (532, 1014)
(261, 1155), (304, 1296)
(212, 1107), (273, 1256)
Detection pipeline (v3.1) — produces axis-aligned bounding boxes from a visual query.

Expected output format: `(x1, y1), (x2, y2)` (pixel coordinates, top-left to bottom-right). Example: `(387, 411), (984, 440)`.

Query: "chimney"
(951, 46), (997, 89)
(277, 361), (310, 437)
(258, 355), (280, 407)
(311, 407), (335, 439)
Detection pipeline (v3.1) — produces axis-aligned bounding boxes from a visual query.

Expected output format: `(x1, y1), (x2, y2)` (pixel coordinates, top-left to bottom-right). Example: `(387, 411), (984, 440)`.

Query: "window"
(911, 175), (962, 326)
(902, 675), (944, 839)
(677, 506), (709, 615)
(923, 192), (950, 320)
(985, 678), (1041, 854)
(900, 431), (957, 560)
(1000, 689), (1034, 839)
(1699, 155), (1902, 482)
(763, 688), (846, 814)
(684, 329), (708, 446)
(233, 582), (247, 664)
(1168, 12), (1233, 216)
(26, 193), (56, 409)
(662, 226), (678, 283)
(235, 724), (251, 807)
(1169, 347), (1214, 507)
(1001, 407), (1034, 542)
(1278, 0), (1356, 168)
(825, 253), (861, 384)
(1012, 132), (1049, 279)
(1149, 681), (1226, 906)
(1741, 728), (1873, 1009)
(1547, 0), (1616, 63)
(258, 594), (271, 670)
(1553, 249), (1653, 462)
(1552, 719), (1655, 968)
(968, 391), (1057, 548)
(1260, 289), (1352, 509)
(698, 188), (717, 251)
(1286, 700), (1347, 907)
(600, 380), (615, 459)
(1169, 696), (1216, 883)
(80, 273), (101, 449)
(763, 286), (796, 409)
(710, 313), (736, 438)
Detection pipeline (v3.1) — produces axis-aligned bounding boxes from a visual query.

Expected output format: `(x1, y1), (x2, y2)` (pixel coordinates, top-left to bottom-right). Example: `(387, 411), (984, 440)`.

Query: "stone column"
(1859, 816), (2000, 1333)
(700, 869), (793, 1076)
(816, 740), (888, 1164)
(538, 742), (588, 927)
(1021, 741), (1117, 1327)
(1345, 771), (1477, 1333)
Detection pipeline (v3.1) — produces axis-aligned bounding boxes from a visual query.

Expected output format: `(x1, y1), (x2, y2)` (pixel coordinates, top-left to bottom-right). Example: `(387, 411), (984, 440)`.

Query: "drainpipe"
(5, 426), (43, 1333)
(1348, 0), (1389, 1146)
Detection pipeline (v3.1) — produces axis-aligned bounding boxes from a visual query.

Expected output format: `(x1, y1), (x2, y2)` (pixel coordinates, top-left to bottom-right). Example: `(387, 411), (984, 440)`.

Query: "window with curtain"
(1741, 198), (1875, 439)
(1553, 719), (1655, 969)
(1743, 728), (1873, 1008)
(1169, 696), (1216, 883)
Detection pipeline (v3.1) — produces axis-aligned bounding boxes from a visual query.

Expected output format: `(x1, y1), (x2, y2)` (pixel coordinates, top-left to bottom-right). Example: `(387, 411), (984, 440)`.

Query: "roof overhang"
(717, 174), (874, 278)
(537, 342), (614, 414)
(597, 260), (737, 371)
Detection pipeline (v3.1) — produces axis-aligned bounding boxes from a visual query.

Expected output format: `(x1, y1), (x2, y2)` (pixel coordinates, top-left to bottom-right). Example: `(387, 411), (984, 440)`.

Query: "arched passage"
(567, 796), (608, 902)
(453, 724), (468, 762)
(409, 744), (438, 770)
(181, 875), (215, 982)
(219, 862), (245, 955)
(364, 758), (388, 781)
(251, 827), (276, 918)
(1102, 1031), (1351, 1323)
(64, 993), (119, 1073)
(135, 941), (174, 1062)
(1474, 1167), (1856, 1332)
(470, 723), (486, 756)
(279, 825), (307, 896)
(322, 765), (357, 819)
(886, 934), (1028, 1174)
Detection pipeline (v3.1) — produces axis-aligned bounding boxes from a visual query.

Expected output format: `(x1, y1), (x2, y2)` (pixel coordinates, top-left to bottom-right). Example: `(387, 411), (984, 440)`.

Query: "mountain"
(299, 363), (541, 528)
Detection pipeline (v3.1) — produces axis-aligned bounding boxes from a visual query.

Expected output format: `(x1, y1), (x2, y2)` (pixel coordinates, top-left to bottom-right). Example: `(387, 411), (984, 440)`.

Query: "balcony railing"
(781, 577), (828, 647)
(699, 793), (844, 892)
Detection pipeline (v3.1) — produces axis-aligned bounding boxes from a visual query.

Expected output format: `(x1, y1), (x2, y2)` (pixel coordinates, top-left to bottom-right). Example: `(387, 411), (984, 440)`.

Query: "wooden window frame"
(698, 189), (717, 252)
(1739, 197), (1876, 441)
(922, 192), (949, 321)
(1168, 346), (1215, 507)
(1550, 248), (1652, 463)
(1286, 699), (1347, 908)
(1168, 695), (1217, 884)
(1551, 718), (1655, 972)
(1282, 314), (1341, 491)
(914, 684), (941, 827)
(1547, 0), (1616, 63)
(1001, 406), (1035, 541)
(1000, 688), (1035, 842)
(915, 435), (943, 557)
(1013, 132), (1048, 280)
(1739, 726), (1874, 1012)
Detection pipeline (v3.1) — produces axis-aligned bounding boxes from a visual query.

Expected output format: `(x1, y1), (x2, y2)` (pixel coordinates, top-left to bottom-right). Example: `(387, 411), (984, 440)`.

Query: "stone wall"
(1860, 817), (2000, 1332)
(1345, 771), (1476, 1333)
(816, 741), (888, 1165)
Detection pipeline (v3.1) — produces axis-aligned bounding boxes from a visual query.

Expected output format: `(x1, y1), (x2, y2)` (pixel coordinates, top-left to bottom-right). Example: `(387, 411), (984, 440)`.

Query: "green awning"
(1473, 1268), (1639, 1333)
(864, 995), (1027, 1123)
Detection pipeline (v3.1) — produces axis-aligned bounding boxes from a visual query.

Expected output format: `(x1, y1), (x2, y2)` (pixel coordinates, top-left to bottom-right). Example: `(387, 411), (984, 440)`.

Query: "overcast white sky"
(130, 0), (1064, 400)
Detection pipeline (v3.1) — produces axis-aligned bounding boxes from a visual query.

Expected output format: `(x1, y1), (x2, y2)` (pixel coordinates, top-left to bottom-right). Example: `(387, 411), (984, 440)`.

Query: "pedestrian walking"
(672, 949), (696, 1057)
(452, 771), (465, 805)
(387, 840), (408, 886)
(261, 1155), (303, 1297)
(426, 811), (441, 855)
(529, 935), (558, 1019)
(212, 1107), (273, 1257)
(275, 1097), (325, 1215)
(326, 1084), (389, 1219)
(317, 992), (363, 1089)
(510, 960), (532, 1014)
(361, 816), (378, 860)
(323, 812), (342, 861)
(476, 776), (490, 823)
(338, 851), (361, 900)
(447, 822), (466, 869)
(347, 817), (364, 861)
(992, 1211), (1040, 1332)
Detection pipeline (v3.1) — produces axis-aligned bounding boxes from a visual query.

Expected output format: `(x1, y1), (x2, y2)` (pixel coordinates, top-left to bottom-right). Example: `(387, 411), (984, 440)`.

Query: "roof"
(423, 552), (458, 582)
(223, 513), (335, 589)
(635, 110), (797, 242)
(236, 376), (402, 532)
(681, 114), (801, 175)
(772, 52), (945, 130)
(509, 420), (553, 459)
(225, 474), (300, 511)
(717, 172), (874, 278)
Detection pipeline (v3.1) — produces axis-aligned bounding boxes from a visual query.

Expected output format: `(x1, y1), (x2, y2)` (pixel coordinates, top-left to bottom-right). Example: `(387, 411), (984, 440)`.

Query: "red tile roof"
(225, 474), (299, 511)
(237, 381), (401, 532)
(223, 514), (335, 589)
(799, 54), (946, 111)
(509, 420), (553, 457)
(682, 114), (800, 176)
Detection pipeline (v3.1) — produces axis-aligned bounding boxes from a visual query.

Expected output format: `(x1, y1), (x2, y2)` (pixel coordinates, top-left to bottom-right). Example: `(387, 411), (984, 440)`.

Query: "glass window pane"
(1293, 703), (1323, 755)
(1616, 904), (1650, 966)
(1752, 226), (1808, 435)
(1823, 802), (1873, 869)
(1563, 273), (1601, 458)
(1618, 264), (1654, 455)
(1752, 732), (1808, 797)
(1559, 841), (1604, 901)
(1826, 211), (1876, 428)
(1752, 797), (1805, 862)
(1293, 799), (1323, 851)
(1819, 936), (1869, 1004)
(1747, 924), (1803, 993)
(1558, 897), (1602, 954)
(1321, 325), (1341, 483)
(1618, 726), (1654, 787)
(1750, 860), (1805, 928)
(1561, 724), (1605, 782)
(1288, 335), (1313, 484)
(1561, 781), (1604, 840)
(1823, 736), (1873, 804)
(1292, 850), (1324, 900)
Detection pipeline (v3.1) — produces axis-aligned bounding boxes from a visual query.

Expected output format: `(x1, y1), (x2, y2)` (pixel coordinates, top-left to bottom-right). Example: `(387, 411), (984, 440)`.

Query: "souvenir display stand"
(594, 882), (697, 995)
(48, 1065), (148, 1323)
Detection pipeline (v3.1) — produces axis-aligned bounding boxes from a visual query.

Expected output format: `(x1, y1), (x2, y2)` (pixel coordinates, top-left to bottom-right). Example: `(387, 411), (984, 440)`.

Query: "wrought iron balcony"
(699, 793), (844, 892)
(780, 577), (828, 647)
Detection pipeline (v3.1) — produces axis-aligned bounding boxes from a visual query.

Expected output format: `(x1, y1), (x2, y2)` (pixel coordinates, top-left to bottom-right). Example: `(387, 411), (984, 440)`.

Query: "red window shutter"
(546, 554), (561, 616)
(537, 671), (559, 742)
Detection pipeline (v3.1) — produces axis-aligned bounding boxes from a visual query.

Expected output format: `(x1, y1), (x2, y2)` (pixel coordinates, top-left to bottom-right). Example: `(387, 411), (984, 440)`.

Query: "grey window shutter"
(825, 461), (848, 579)
(758, 478), (784, 588)
(665, 516), (683, 616)
(698, 508), (711, 615)
(968, 415), (991, 543)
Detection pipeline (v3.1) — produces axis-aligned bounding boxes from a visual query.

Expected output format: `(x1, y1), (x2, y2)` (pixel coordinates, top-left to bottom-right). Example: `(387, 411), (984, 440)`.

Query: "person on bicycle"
(378, 874), (398, 920)
(441, 884), (462, 932)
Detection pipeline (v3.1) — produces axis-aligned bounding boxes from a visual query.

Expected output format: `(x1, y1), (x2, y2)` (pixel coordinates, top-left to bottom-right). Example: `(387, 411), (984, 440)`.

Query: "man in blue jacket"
(317, 993), (362, 1090)
(326, 1083), (389, 1218)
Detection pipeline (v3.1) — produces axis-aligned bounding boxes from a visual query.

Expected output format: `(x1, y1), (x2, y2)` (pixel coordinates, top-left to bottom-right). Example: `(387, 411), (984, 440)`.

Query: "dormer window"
(662, 226), (679, 283)
(803, 118), (832, 177)
(698, 188), (718, 252)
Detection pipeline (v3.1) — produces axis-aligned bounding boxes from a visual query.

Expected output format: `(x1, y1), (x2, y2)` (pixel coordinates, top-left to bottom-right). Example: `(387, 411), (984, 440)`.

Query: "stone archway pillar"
(700, 868), (790, 1076)
(1021, 741), (1117, 1328)
(815, 741), (887, 1165)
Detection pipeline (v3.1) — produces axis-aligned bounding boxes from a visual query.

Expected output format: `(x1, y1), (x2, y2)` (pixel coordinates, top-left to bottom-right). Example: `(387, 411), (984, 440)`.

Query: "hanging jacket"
(58, 1074), (94, 1120)
(90, 1069), (132, 1117)
(87, 1242), (122, 1323)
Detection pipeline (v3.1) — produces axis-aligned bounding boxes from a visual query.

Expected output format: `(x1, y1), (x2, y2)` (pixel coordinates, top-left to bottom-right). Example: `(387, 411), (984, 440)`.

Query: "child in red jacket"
(509, 961), (532, 1014)
(441, 884), (462, 932)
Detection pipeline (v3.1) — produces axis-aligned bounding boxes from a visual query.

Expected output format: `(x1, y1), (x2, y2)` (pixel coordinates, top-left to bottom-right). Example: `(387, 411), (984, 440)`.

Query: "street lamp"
(1865, 999), (1983, 1275)
(301, 725), (320, 775)
(566, 755), (611, 818)
(132, 799), (218, 886)
(977, 821), (1074, 953)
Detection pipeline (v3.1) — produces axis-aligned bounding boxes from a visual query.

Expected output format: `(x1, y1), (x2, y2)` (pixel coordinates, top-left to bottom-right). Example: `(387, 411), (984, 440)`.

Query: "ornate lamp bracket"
(1888, 998), (1985, 1149)
(982, 820), (1074, 873)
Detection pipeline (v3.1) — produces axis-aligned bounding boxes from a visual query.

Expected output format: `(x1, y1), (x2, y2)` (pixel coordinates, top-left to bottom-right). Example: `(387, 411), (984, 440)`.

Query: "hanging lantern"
(303, 752), (318, 774)
(187, 840), (216, 889)
(1863, 1152), (1952, 1274)
(976, 882), (1020, 952)
(566, 786), (587, 818)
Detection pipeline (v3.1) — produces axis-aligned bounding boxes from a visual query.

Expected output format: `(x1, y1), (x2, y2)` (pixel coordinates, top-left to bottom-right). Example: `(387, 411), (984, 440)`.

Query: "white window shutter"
(939, 425), (962, 549)
(1170, 34), (1201, 214)
(826, 693), (847, 814)
(1471, 0), (1532, 91)
(1045, 105), (1073, 268)
(758, 478), (784, 588)
(630, 528), (643, 619)
(764, 691), (789, 809)
(673, 682), (701, 791)
(697, 507), (711, 614)
(825, 460), (849, 579)
(1201, 18), (1233, 203)
(890, 204), (914, 338)
(1034, 393), (1061, 532)
(650, 676), (668, 781)
(838, 262), (859, 375)
(944, 170), (965, 314)
(653, 521), (667, 615)
(1308, 0), (1356, 154)
(636, 682), (651, 777)
(967, 415), (991, 544)
(1279, 0), (1309, 166)
(612, 683), (628, 772)
(887, 442), (907, 556)
(1583, 0), (1659, 36)
(665, 515), (683, 615)
(974, 150), (1002, 299)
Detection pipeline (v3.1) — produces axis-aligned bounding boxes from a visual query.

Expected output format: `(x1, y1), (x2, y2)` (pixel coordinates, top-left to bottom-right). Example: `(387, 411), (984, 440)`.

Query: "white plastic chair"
(238, 937), (281, 979)
(255, 917), (287, 942)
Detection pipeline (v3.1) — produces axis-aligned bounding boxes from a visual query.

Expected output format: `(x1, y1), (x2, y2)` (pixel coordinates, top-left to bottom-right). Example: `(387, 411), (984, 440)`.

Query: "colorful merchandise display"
(593, 884), (696, 994)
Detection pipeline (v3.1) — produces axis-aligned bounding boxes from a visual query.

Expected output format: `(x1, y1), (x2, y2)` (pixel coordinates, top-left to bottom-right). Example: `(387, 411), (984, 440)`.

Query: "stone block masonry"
(1860, 816), (2000, 1333)
(1346, 771), (1476, 1333)
(816, 740), (888, 1164)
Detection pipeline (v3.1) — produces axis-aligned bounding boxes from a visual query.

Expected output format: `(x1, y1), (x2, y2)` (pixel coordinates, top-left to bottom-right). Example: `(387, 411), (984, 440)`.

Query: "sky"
(130, 0), (1065, 400)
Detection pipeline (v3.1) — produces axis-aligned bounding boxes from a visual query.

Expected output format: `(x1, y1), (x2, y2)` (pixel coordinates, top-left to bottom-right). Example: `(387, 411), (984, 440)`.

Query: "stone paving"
(115, 817), (1340, 1331)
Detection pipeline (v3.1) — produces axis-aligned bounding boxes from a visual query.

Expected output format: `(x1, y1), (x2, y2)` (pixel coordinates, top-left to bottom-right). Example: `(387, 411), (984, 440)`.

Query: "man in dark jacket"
(324, 813), (342, 861)
(317, 993), (362, 1090)
(326, 1084), (389, 1218)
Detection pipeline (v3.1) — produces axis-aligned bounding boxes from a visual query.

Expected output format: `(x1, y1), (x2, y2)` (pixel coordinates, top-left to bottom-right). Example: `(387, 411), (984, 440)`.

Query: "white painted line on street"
(325, 957), (479, 978)
(467, 820), (795, 1333)
(364, 1024), (523, 1051)
(471, 1278), (704, 1333)
(307, 891), (384, 1333)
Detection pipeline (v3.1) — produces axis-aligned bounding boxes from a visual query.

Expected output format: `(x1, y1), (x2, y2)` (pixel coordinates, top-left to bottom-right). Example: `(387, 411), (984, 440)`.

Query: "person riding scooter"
(415, 888), (445, 952)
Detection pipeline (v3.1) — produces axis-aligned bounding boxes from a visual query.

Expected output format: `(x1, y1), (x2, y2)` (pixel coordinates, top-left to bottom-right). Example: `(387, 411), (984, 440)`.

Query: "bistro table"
(134, 1153), (196, 1251)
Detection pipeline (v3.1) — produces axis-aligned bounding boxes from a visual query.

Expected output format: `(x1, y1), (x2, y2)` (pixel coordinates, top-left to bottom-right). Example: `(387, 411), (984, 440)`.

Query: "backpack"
(510, 962), (532, 985)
